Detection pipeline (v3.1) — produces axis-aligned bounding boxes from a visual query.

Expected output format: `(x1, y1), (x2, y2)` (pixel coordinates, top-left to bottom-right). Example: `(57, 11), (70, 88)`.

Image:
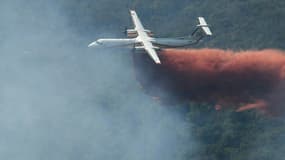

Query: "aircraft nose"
(88, 41), (98, 48)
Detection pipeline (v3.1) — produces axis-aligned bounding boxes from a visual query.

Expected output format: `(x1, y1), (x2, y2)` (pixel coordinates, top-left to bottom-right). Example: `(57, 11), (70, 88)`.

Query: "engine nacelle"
(127, 29), (138, 38)
(126, 29), (154, 38)
(145, 30), (154, 37)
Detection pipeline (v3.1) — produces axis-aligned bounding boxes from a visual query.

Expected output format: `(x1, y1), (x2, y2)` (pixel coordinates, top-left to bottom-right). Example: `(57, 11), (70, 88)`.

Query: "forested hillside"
(56, 0), (285, 160)
(60, 0), (285, 50)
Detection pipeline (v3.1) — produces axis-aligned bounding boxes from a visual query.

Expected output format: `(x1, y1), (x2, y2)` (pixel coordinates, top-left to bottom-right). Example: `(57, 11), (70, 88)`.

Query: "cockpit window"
(96, 40), (103, 45)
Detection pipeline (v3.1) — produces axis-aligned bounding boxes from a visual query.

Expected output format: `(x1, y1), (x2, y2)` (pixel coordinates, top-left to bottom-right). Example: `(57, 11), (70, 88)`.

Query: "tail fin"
(191, 17), (212, 43)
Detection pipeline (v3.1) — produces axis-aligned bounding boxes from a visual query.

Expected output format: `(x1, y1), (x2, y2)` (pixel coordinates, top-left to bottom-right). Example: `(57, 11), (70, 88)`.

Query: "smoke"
(134, 48), (285, 115)
(0, 1), (192, 160)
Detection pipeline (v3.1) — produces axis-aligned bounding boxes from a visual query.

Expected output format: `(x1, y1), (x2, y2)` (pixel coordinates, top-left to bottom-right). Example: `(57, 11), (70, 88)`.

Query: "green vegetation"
(59, 0), (285, 159)
(60, 0), (285, 50)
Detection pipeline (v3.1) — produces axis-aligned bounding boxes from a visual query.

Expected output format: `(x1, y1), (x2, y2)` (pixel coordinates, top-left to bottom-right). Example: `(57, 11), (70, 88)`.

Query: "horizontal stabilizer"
(198, 17), (207, 26)
(202, 26), (212, 36)
(197, 17), (212, 36)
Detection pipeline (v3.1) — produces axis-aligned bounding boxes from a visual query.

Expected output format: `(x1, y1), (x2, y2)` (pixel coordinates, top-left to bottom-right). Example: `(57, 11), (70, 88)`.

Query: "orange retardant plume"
(133, 48), (285, 115)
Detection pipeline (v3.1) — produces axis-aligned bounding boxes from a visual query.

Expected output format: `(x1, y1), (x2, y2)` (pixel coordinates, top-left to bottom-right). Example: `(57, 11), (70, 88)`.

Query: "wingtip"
(155, 60), (161, 64)
(129, 9), (136, 15)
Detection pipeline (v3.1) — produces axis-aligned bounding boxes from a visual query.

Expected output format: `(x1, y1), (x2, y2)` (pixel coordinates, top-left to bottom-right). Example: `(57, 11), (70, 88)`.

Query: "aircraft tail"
(191, 17), (212, 43)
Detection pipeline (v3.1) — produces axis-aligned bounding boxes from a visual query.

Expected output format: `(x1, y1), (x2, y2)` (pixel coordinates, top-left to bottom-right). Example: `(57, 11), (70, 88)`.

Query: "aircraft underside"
(152, 38), (197, 48)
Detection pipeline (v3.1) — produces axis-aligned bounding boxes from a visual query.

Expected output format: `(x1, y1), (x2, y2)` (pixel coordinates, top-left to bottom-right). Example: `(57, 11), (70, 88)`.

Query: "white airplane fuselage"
(88, 37), (196, 48)
(88, 38), (136, 48)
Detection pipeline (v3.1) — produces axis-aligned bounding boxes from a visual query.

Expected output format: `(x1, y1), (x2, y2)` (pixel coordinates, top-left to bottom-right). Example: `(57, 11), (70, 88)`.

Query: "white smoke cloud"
(0, 1), (194, 160)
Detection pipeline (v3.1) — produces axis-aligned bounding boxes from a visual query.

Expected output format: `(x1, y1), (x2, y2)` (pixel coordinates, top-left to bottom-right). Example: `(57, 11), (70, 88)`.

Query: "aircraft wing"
(130, 10), (161, 64)
(130, 10), (145, 31)
(142, 40), (161, 64)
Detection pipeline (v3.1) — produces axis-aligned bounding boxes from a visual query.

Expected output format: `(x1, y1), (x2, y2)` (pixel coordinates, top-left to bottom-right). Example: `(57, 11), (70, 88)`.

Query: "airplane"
(88, 10), (212, 64)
